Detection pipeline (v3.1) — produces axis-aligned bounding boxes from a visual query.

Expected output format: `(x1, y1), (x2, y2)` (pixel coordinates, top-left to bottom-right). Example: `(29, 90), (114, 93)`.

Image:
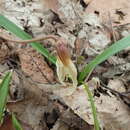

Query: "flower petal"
(56, 57), (77, 87)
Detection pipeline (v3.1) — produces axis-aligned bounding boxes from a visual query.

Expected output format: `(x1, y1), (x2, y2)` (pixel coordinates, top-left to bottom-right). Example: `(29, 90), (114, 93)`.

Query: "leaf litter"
(1, 0), (130, 130)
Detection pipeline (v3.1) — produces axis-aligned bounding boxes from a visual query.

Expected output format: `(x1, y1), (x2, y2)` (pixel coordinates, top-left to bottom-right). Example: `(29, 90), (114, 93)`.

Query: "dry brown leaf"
(9, 71), (24, 102)
(50, 120), (69, 130)
(18, 48), (54, 84)
(85, 0), (130, 25)
(42, 0), (60, 15)
(83, 0), (93, 5)
(0, 41), (9, 63)
(107, 79), (126, 93)
(0, 0), (4, 12)
(7, 76), (49, 130)
(75, 38), (83, 54)
(41, 78), (130, 130)
(42, 0), (83, 27)
(107, 56), (126, 65)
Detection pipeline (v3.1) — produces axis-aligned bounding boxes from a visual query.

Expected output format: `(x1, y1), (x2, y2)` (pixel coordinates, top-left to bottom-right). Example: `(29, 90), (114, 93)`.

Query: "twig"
(0, 34), (58, 43)
(108, 12), (117, 43)
(100, 81), (130, 101)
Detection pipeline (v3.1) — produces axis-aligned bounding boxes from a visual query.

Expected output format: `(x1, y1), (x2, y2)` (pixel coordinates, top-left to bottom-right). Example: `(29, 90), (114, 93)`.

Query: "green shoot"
(12, 114), (23, 130)
(78, 36), (130, 83)
(0, 71), (12, 123)
(84, 83), (100, 130)
(0, 14), (56, 64)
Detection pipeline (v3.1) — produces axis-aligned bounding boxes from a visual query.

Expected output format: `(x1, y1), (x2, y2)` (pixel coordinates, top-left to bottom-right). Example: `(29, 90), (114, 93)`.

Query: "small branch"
(0, 34), (58, 43)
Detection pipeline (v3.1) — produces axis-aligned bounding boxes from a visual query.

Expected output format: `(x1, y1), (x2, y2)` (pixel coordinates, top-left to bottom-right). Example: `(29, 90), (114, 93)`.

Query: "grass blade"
(0, 71), (12, 122)
(12, 114), (23, 130)
(0, 14), (56, 64)
(78, 35), (130, 82)
(84, 83), (100, 130)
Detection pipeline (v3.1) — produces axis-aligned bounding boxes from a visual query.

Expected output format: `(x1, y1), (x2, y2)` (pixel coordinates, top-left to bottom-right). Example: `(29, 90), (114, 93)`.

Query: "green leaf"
(84, 83), (100, 130)
(78, 35), (130, 82)
(0, 14), (56, 64)
(12, 114), (23, 130)
(0, 71), (12, 123)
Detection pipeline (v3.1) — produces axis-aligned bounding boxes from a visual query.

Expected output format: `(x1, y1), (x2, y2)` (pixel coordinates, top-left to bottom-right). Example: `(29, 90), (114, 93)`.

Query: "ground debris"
(1, 0), (130, 129)
(18, 47), (54, 84)
(85, 0), (130, 25)
(47, 78), (130, 130)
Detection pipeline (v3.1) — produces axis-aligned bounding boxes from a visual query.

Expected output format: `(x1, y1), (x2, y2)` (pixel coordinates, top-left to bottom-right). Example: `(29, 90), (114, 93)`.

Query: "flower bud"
(56, 40), (77, 87)
(56, 42), (70, 66)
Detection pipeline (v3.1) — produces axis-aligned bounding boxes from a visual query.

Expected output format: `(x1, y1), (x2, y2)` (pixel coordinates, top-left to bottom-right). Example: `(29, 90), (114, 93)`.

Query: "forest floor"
(1, 0), (130, 130)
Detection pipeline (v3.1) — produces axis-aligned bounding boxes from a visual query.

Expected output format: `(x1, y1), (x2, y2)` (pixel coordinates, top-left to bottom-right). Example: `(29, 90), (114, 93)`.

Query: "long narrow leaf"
(78, 36), (130, 82)
(0, 71), (12, 122)
(12, 114), (23, 130)
(84, 83), (100, 130)
(0, 14), (56, 64)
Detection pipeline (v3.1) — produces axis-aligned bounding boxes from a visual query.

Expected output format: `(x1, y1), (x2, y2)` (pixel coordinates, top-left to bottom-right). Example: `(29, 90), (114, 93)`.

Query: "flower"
(56, 39), (77, 88)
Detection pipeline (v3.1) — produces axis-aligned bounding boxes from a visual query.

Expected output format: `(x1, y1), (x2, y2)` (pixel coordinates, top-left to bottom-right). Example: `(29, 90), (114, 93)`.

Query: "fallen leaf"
(18, 48), (54, 84)
(7, 76), (49, 130)
(85, 0), (130, 25)
(107, 79), (126, 93)
(42, 0), (60, 15)
(0, 41), (9, 64)
(83, 0), (93, 5)
(45, 78), (130, 130)
(50, 120), (69, 130)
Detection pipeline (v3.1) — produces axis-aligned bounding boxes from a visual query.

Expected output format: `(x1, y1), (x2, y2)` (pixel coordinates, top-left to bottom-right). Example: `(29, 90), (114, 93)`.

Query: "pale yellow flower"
(56, 40), (77, 88)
